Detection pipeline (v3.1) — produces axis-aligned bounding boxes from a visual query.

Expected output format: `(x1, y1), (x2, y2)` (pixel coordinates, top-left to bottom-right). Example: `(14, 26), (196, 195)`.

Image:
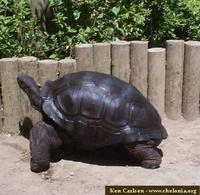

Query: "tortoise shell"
(41, 71), (167, 147)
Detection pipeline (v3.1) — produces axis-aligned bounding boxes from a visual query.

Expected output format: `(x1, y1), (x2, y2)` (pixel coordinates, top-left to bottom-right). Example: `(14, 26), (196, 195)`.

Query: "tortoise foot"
(141, 159), (161, 169)
(31, 160), (50, 173)
(125, 140), (163, 169)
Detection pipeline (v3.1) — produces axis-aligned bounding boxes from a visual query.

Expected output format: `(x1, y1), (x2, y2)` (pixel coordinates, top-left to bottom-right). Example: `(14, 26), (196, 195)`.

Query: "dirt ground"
(0, 117), (199, 195)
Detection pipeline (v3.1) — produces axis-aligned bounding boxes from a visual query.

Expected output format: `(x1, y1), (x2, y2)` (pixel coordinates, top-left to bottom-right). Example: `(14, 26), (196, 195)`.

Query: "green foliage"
(181, 0), (200, 39)
(143, 0), (200, 45)
(0, 0), (200, 59)
(0, 0), (48, 58)
(46, 0), (149, 58)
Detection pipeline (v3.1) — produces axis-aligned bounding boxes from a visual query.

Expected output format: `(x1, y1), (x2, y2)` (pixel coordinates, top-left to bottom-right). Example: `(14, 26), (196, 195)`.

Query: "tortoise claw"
(30, 160), (50, 173)
(141, 159), (161, 169)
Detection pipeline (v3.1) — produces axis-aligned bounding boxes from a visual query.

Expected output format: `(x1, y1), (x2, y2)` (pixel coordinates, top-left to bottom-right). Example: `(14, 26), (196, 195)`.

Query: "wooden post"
(0, 93), (2, 132)
(111, 41), (130, 82)
(130, 41), (148, 97)
(0, 58), (20, 134)
(182, 41), (200, 120)
(165, 40), (184, 119)
(0, 70), (2, 132)
(93, 43), (111, 74)
(18, 56), (41, 125)
(75, 44), (93, 72)
(58, 59), (76, 77)
(38, 60), (59, 86)
(148, 48), (166, 117)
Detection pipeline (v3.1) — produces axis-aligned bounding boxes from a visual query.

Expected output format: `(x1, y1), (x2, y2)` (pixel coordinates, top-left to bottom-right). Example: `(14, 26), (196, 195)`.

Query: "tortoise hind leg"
(30, 121), (62, 172)
(125, 140), (163, 169)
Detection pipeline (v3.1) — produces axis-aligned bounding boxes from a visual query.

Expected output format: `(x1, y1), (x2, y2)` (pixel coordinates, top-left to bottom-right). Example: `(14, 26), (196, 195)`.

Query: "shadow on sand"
(51, 144), (139, 167)
(19, 117), (139, 167)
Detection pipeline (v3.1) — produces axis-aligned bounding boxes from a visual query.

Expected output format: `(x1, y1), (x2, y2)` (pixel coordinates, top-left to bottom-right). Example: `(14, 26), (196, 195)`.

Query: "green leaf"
(49, 53), (59, 60)
(85, 27), (91, 33)
(2, 0), (8, 4)
(112, 6), (120, 16)
(73, 10), (80, 21)
(97, 13), (103, 19)
(67, 27), (77, 33)
(107, 27), (114, 35)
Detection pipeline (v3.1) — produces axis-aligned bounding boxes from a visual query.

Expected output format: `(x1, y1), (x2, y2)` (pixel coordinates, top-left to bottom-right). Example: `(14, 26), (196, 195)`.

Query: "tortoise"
(17, 71), (168, 172)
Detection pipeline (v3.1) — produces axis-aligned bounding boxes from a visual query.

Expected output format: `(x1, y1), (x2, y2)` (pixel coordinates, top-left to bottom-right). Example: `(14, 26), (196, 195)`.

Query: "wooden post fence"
(0, 69), (2, 132)
(58, 59), (76, 77)
(130, 41), (148, 97)
(0, 57), (76, 134)
(0, 85), (3, 132)
(165, 40), (184, 120)
(148, 48), (166, 117)
(93, 43), (111, 74)
(182, 41), (200, 120)
(75, 44), (93, 72)
(0, 58), (20, 134)
(38, 59), (59, 86)
(1, 40), (200, 134)
(111, 41), (130, 82)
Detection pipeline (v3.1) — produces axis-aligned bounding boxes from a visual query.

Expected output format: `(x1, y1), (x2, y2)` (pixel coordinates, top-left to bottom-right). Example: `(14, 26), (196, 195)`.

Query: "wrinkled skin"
(29, 121), (62, 172)
(29, 120), (162, 172)
(17, 73), (165, 172)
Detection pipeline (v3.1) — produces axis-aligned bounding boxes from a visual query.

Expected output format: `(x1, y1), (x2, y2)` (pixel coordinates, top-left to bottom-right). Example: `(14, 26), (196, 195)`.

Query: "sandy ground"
(0, 118), (199, 195)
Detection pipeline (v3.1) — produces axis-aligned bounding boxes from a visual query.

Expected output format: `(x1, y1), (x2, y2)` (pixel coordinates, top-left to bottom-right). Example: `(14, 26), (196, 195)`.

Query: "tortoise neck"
(27, 85), (42, 112)
(18, 75), (42, 112)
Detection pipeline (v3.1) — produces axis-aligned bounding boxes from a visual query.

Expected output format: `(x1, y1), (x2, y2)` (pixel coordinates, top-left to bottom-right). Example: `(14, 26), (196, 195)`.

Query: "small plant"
(0, 0), (200, 59)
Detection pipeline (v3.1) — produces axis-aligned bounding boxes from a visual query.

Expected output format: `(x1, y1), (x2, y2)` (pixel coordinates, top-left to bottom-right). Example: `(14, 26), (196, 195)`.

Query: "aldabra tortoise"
(17, 71), (168, 172)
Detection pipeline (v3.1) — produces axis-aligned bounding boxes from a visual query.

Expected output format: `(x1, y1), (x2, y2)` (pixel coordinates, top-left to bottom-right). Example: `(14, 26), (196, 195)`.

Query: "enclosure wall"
(0, 40), (200, 134)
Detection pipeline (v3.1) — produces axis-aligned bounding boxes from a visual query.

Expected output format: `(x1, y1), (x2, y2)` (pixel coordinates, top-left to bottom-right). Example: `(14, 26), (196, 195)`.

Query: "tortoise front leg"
(30, 121), (62, 172)
(125, 140), (162, 169)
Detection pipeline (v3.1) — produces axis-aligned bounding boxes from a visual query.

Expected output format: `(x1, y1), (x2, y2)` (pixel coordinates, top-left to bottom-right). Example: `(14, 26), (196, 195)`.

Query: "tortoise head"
(17, 75), (42, 112)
